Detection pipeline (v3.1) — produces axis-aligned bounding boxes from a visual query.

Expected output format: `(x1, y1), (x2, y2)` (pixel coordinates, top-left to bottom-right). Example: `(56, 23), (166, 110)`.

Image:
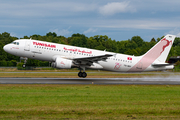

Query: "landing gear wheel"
(82, 72), (87, 78)
(78, 67), (87, 78)
(78, 72), (87, 78)
(20, 57), (28, 68)
(22, 64), (26, 68)
(78, 72), (83, 77)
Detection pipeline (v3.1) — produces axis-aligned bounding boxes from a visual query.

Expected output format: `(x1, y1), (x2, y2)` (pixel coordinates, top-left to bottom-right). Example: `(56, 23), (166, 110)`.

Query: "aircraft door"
(136, 62), (143, 69)
(24, 41), (31, 51)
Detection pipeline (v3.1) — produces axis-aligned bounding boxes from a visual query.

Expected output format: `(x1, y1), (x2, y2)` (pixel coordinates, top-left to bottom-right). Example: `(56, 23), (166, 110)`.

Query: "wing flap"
(72, 54), (113, 61)
(71, 54), (113, 65)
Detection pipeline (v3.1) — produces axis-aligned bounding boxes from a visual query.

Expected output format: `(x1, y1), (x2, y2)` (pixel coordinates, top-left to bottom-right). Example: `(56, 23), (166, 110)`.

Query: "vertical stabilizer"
(128, 34), (176, 72)
(143, 34), (176, 63)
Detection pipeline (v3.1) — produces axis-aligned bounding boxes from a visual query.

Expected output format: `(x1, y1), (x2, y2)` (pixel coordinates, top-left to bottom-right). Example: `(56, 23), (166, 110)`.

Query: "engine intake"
(51, 57), (72, 69)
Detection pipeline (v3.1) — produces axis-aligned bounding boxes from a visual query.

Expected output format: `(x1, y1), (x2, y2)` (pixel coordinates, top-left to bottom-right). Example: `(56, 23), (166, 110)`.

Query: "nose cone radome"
(3, 45), (9, 53)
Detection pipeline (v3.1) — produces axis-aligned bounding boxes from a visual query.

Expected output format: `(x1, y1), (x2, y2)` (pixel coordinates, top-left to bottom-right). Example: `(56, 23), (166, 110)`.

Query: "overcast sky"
(1, 0), (180, 41)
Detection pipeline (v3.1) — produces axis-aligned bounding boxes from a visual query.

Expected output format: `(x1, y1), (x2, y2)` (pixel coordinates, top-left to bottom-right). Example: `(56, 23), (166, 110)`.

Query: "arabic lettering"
(63, 47), (92, 54)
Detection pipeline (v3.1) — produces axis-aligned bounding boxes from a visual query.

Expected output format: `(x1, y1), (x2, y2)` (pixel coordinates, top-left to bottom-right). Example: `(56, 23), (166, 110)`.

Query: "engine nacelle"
(51, 57), (72, 69)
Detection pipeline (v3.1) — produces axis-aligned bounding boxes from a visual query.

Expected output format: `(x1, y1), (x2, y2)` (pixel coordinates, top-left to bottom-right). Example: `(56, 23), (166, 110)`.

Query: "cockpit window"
(11, 42), (19, 45)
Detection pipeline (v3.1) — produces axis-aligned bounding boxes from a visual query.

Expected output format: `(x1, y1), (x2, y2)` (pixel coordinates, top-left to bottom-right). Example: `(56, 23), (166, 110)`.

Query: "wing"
(71, 54), (113, 66)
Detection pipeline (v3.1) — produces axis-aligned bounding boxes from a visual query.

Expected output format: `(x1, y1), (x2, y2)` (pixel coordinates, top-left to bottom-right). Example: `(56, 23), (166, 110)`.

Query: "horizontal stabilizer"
(151, 63), (174, 67)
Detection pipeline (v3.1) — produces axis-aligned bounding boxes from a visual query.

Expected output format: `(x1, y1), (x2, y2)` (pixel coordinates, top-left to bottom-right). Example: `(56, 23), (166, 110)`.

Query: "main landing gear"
(78, 67), (87, 78)
(78, 71), (87, 78)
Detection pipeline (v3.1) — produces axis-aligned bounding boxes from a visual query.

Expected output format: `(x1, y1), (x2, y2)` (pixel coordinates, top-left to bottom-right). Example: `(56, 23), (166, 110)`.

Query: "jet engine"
(51, 57), (72, 69)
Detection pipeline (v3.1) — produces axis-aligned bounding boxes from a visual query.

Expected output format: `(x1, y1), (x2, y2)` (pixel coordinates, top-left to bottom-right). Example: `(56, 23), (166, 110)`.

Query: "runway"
(0, 77), (180, 85)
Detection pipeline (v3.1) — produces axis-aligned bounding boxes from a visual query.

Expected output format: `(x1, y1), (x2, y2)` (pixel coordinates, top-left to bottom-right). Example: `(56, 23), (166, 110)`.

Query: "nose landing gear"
(20, 57), (28, 68)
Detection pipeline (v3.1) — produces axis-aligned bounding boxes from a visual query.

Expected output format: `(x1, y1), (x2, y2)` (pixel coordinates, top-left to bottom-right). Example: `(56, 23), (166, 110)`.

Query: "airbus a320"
(3, 34), (176, 78)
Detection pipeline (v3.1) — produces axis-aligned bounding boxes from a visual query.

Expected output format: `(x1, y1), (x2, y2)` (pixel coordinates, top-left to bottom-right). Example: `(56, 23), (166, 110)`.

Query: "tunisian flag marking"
(127, 57), (132, 60)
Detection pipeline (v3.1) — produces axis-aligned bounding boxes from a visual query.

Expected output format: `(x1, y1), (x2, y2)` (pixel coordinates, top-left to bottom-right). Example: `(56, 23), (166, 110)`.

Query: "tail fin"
(128, 34), (176, 72)
(143, 34), (176, 63)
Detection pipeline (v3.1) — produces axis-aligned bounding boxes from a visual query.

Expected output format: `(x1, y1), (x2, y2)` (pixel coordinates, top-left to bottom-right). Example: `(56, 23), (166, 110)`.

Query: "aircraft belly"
(33, 52), (52, 61)
(99, 61), (130, 72)
(145, 65), (174, 71)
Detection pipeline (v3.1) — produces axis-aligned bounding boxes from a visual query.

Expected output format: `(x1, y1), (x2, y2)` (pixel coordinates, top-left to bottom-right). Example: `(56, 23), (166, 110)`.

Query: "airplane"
(3, 34), (176, 78)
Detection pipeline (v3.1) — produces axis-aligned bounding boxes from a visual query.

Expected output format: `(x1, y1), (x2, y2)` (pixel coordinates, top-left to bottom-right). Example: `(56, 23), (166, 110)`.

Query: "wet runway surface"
(0, 77), (180, 85)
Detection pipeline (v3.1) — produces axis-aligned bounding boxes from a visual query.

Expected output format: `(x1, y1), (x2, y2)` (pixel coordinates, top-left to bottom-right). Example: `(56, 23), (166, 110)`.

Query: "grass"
(0, 85), (180, 119)
(0, 68), (180, 119)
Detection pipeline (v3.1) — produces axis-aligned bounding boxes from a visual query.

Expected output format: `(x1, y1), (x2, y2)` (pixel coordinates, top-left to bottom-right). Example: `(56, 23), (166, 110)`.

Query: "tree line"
(0, 32), (180, 67)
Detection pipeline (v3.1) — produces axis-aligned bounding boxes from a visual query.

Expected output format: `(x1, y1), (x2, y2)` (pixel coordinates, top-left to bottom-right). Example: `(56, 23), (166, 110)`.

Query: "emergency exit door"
(24, 40), (31, 51)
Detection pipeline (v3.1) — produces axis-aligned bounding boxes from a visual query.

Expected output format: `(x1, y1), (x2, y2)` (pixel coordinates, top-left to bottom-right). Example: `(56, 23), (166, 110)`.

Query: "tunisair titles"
(33, 42), (56, 48)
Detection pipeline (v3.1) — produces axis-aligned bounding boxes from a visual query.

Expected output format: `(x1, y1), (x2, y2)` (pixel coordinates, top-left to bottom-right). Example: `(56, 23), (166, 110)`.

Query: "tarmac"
(0, 77), (180, 85)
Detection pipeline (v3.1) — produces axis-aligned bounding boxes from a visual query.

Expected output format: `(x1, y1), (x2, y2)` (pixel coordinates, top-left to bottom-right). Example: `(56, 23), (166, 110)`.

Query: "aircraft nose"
(3, 45), (9, 52)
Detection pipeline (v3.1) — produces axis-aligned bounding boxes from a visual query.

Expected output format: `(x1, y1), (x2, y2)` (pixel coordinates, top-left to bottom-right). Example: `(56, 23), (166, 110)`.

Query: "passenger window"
(17, 42), (19, 45)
